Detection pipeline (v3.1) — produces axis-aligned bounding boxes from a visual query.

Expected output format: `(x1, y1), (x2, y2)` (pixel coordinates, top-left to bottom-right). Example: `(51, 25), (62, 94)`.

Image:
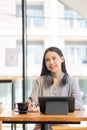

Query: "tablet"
(39, 96), (75, 114)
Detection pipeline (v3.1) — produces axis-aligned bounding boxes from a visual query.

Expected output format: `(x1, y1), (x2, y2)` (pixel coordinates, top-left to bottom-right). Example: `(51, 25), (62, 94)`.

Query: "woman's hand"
(26, 97), (39, 111)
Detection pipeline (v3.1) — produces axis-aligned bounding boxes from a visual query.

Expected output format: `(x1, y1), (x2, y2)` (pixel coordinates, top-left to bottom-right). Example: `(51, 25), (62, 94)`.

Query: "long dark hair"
(40, 47), (67, 76)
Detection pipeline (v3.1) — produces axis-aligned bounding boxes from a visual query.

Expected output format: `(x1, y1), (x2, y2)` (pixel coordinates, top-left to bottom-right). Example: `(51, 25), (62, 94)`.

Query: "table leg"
(12, 81), (16, 130)
(0, 103), (2, 130)
(14, 124), (16, 130)
(23, 124), (26, 130)
(41, 124), (48, 130)
(11, 124), (13, 130)
(12, 81), (15, 109)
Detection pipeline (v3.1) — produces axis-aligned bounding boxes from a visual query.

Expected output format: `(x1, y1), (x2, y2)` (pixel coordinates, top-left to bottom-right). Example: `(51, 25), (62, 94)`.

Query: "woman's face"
(45, 51), (64, 73)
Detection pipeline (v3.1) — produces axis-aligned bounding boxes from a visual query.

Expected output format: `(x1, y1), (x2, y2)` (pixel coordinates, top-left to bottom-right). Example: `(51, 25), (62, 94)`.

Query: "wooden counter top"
(0, 110), (87, 123)
(0, 76), (22, 81)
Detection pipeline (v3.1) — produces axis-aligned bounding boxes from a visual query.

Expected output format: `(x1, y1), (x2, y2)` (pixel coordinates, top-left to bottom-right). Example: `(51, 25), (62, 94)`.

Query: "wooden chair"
(51, 125), (87, 130)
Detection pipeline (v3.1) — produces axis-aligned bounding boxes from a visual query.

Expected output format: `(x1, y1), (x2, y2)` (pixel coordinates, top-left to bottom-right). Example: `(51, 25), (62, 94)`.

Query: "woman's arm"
(70, 78), (84, 110)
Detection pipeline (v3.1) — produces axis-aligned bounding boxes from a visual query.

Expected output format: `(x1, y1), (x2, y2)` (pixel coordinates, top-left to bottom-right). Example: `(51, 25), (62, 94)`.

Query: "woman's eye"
(45, 59), (50, 62)
(53, 57), (56, 60)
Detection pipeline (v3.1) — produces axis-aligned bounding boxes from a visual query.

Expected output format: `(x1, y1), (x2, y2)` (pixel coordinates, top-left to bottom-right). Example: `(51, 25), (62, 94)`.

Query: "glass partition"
(0, 0), (87, 130)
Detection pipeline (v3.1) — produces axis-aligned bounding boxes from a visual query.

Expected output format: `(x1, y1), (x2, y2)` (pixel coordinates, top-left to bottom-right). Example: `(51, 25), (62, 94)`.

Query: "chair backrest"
(51, 125), (87, 130)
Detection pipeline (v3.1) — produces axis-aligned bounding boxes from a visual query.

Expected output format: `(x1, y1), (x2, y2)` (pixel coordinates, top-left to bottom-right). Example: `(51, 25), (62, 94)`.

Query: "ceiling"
(58, 0), (87, 20)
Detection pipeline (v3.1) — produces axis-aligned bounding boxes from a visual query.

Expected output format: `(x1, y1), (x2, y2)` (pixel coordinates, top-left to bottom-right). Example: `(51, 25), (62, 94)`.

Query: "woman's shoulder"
(68, 75), (76, 81)
(68, 75), (78, 85)
(34, 76), (50, 87)
(35, 76), (47, 82)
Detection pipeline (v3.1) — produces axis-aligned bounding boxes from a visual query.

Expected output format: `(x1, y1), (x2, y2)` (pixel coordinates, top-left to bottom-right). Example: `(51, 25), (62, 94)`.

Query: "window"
(79, 79), (87, 104)
(27, 41), (44, 65)
(65, 42), (87, 65)
(64, 9), (74, 28)
(64, 9), (87, 28)
(26, 41), (44, 76)
(27, 5), (44, 27)
(17, 40), (44, 76)
(16, 4), (44, 27)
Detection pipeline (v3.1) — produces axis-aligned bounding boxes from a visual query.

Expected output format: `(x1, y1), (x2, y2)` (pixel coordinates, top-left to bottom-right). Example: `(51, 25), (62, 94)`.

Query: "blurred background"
(0, 0), (87, 129)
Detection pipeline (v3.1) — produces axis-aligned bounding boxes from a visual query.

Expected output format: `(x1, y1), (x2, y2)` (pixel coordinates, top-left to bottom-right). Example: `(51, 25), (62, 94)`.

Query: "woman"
(27, 47), (84, 130)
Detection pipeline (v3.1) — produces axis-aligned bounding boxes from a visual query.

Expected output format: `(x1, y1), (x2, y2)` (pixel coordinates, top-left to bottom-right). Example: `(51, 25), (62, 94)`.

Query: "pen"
(28, 97), (39, 108)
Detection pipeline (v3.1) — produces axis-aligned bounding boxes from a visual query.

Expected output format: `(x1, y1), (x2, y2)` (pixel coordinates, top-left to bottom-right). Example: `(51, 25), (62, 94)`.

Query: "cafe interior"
(0, 0), (87, 129)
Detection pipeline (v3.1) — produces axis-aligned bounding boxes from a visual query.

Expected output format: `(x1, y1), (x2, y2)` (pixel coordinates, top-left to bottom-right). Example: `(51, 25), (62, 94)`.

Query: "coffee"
(14, 102), (28, 112)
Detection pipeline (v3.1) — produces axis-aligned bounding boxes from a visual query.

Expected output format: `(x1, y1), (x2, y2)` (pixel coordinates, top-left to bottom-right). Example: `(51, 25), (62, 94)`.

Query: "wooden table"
(0, 110), (87, 130)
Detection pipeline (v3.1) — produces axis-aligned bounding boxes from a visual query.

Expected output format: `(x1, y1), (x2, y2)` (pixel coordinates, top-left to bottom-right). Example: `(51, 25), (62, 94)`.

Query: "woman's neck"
(52, 70), (62, 79)
(52, 71), (63, 87)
